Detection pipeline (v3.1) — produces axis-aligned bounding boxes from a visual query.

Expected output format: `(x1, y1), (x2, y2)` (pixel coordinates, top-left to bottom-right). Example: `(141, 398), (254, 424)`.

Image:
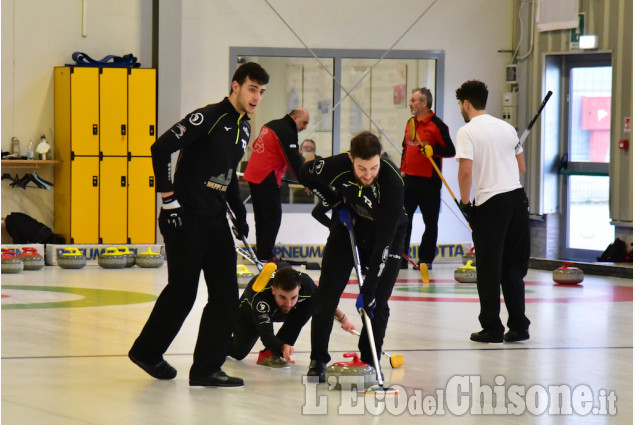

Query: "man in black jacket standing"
(129, 62), (269, 387)
(299, 131), (407, 382)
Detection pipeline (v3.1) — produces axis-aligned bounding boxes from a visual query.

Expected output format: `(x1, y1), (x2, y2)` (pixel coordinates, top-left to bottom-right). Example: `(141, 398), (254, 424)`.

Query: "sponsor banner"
(256, 243), (473, 263)
(45, 244), (164, 266)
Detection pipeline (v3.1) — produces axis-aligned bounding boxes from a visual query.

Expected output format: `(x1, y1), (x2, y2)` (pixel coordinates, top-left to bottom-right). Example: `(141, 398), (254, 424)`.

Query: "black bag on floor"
(5, 212), (65, 244)
(597, 238), (628, 262)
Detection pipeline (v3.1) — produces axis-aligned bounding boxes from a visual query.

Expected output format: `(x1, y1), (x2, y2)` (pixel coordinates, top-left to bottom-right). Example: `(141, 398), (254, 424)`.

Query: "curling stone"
(454, 260), (477, 283)
(462, 247), (476, 266)
(1, 249), (24, 274)
(98, 247), (127, 269)
(57, 247), (87, 269)
(115, 246), (136, 267)
(326, 352), (377, 390)
(236, 264), (254, 278)
(18, 247), (45, 271)
(553, 262), (584, 285)
(135, 247), (165, 268)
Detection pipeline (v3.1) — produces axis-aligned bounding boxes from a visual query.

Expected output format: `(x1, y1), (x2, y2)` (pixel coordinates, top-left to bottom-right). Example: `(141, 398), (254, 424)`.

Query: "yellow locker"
(69, 67), (100, 156)
(128, 68), (156, 156)
(100, 69), (128, 157)
(70, 157), (100, 244)
(99, 157), (128, 243)
(54, 66), (156, 244)
(128, 157), (156, 243)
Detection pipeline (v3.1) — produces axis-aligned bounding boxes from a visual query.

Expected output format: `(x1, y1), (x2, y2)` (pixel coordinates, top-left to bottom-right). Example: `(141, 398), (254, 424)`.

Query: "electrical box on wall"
(502, 91), (518, 128)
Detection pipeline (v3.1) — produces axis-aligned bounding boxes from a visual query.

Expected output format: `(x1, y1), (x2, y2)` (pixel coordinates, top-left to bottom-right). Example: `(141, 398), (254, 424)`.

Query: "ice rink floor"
(1, 262), (632, 424)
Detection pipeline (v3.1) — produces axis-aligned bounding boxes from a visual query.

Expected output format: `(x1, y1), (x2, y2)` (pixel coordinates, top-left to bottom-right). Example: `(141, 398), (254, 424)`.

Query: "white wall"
(166, 0), (513, 245)
(2, 0), (512, 246)
(1, 0), (153, 230)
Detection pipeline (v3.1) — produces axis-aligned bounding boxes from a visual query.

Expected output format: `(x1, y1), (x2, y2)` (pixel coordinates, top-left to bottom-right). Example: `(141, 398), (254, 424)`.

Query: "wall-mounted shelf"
(1, 160), (60, 169)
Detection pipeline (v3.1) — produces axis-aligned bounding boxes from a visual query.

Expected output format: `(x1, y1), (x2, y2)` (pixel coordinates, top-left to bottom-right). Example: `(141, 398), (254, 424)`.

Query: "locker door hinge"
(71, 151), (75, 161)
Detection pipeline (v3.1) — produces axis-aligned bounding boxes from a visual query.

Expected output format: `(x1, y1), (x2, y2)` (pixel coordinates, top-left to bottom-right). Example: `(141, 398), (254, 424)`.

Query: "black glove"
(231, 216), (249, 240)
(459, 200), (473, 227)
(356, 293), (376, 318)
(160, 195), (184, 230)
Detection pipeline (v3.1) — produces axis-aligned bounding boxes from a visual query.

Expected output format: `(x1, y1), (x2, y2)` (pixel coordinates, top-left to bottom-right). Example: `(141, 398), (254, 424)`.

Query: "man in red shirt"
(243, 108), (310, 262)
(400, 88), (455, 270)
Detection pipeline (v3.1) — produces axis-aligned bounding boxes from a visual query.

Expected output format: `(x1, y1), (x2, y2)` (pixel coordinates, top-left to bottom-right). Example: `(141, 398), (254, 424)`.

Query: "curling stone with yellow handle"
(98, 247), (127, 269)
(57, 247), (87, 269)
(1, 249), (24, 274)
(553, 262), (584, 285)
(115, 246), (136, 267)
(135, 247), (165, 268)
(454, 260), (477, 283)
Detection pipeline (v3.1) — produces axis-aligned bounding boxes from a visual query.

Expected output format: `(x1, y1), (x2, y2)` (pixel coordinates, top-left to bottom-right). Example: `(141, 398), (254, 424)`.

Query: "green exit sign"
(571, 13), (585, 43)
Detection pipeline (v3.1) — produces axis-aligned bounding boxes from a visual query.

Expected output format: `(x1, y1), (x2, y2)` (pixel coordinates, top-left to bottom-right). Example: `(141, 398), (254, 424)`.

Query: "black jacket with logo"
(151, 97), (249, 221)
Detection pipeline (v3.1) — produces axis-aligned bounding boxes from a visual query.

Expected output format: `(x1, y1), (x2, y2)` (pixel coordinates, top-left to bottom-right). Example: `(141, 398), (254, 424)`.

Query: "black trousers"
(229, 311), (310, 359)
(402, 174), (442, 264)
(130, 210), (239, 379)
(310, 220), (406, 365)
(472, 188), (530, 337)
(249, 175), (281, 261)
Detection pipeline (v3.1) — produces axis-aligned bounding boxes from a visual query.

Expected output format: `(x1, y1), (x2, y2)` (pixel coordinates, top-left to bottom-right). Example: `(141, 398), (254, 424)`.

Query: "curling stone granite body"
(116, 247), (136, 267)
(1, 251), (24, 274)
(19, 247), (45, 270)
(454, 261), (477, 283)
(98, 247), (127, 269)
(462, 247), (476, 266)
(553, 262), (584, 284)
(326, 353), (377, 390)
(57, 248), (87, 269)
(135, 247), (165, 268)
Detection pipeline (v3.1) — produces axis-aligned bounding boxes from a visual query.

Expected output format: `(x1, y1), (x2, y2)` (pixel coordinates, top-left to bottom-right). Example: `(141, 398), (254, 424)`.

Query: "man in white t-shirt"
(454, 80), (530, 344)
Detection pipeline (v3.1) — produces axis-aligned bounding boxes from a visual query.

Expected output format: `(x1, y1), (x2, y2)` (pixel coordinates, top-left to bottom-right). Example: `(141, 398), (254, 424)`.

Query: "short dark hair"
(231, 62), (270, 93)
(455, 80), (488, 110)
(350, 131), (382, 160)
(271, 266), (301, 292)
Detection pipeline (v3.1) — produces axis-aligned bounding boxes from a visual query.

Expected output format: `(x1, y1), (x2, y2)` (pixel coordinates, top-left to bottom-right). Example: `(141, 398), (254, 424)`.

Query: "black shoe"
(307, 360), (326, 383)
(504, 330), (530, 342)
(470, 330), (503, 343)
(400, 259), (409, 269)
(189, 370), (244, 387)
(129, 351), (177, 380)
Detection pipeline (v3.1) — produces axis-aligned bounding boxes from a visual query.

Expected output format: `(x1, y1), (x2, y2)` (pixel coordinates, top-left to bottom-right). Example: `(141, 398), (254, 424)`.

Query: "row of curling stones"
(553, 262), (584, 285)
(454, 260), (477, 283)
(57, 247), (164, 269)
(326, 352), (377, 390)
(1, 248), (45, 273)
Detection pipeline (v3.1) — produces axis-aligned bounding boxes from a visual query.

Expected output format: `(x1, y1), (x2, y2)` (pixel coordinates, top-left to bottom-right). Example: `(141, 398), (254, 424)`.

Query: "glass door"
(561, 54), (613, 261)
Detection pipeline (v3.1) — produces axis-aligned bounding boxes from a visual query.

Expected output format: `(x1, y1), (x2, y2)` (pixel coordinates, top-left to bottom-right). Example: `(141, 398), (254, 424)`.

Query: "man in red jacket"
(243, 108), (310, 262)
(400, 87), (455, 270)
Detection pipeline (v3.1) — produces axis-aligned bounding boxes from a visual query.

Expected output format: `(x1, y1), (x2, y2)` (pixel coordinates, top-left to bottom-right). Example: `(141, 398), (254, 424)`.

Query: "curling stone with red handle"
(1, 249), (24, 274)
(462, 247), (476, 266)
(326, 352), (377, 390)
(553, 262), (584, 285)
(19, 247), (45, 271)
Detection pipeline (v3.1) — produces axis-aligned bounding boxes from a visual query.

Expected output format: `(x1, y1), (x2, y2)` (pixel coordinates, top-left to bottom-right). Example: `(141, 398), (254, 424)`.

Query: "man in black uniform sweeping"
(299, 131), (408, 382)
(229, 265), (355, 367)
(128, 62), (269, 387)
